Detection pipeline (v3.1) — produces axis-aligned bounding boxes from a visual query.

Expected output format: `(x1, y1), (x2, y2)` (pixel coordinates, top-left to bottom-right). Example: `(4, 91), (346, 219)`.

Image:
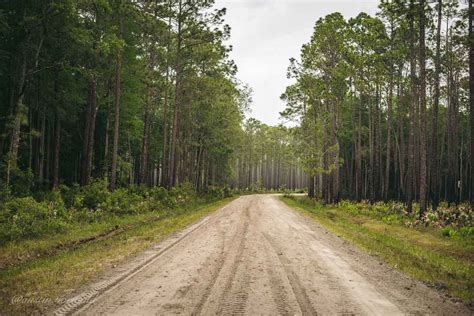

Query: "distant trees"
(282, 1), (472, 207)
(0, 0), (245, 193)
(232, 119), (308, 191)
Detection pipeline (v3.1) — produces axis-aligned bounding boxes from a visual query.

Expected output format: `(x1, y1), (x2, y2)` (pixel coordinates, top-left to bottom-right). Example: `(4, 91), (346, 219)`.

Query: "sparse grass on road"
(0, 197), (235, 315)
(281, 196), (474, 303)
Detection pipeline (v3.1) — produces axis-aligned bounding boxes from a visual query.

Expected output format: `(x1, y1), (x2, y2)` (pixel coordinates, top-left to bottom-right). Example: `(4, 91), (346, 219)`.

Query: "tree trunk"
(469, 0), (473, 208)
(369, 94), (375, 203)
(38, 111), (46, 182)
(81, 78), (98, 186)
(103, 109), (110, 176)
(53, 110), (61, 188)
(406, 0), (416, 213)
(431, 0), (442, 210)
(109, 12), (125, 191)
(169, 0), (183, 188)
(140, 102), (152, 185)
(356, 97), (362, 201)
(385, 75), (393, 201)
(6, 55), (27, 185)
(419, 0), (428, 215)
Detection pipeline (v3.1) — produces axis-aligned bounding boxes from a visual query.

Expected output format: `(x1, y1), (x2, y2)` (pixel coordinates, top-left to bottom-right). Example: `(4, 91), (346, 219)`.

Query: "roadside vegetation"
(0, 181), (235, 314)
(281, 195), (474, 303)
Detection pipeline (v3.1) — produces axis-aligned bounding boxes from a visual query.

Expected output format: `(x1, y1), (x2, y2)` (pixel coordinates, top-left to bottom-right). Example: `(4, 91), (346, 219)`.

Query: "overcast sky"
(214, 0), (381, 125)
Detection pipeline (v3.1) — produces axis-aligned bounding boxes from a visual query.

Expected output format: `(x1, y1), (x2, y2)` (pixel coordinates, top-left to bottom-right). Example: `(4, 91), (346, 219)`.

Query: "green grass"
(281, 196), (474, 303)
(0, 197), (235, 315)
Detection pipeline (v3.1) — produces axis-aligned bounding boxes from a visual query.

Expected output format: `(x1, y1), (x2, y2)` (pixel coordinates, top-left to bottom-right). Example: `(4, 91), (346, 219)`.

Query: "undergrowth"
(0, 180), (234, 245)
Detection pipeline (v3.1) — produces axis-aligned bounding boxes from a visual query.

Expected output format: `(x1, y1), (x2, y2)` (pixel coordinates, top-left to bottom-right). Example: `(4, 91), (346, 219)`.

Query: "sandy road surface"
(57, 195), (470, 315)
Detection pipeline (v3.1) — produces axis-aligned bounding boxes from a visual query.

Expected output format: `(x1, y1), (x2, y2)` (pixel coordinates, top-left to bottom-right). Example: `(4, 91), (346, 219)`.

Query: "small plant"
(441, 227), (457, 238)
(458, 226), (474, 238)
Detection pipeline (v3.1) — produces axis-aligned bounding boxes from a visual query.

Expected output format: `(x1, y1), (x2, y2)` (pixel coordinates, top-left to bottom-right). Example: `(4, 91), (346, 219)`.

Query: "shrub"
(441, 227), (456, 238)
(206, 186), (234, 199)
(59, 183), (80, 208)
(101, 188), (143, 216)
(0, 197), (66, 243)
(77, 180), (111, 210)
(0, 181), (236, 243)
(381, 214), (400, 225)
(459, 226), (474, 238)
(9, 168), (34, 197)
(0, 183), (11, 202)
(419, 204), (473, 230)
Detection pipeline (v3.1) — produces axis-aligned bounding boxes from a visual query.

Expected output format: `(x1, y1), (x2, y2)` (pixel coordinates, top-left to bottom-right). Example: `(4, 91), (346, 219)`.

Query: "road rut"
(57, 195), (470, 315)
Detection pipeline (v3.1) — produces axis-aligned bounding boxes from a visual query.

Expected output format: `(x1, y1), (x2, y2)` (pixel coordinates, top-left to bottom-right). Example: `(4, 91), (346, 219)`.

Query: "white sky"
(214, 0), (380, 125)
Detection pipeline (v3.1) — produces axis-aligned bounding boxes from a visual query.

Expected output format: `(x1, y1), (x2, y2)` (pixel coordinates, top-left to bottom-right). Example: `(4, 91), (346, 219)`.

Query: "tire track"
(262, 235), (293, 316)
(216, 206), (250, 315)
(263, 232), (317, 315)
(191, 223), (227, 314)
(193, 205), (251, 315)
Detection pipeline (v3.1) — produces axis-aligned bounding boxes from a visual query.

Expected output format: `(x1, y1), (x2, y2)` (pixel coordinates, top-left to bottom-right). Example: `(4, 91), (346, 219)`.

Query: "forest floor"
(42, 194), (471, 315)
(0, 197), (236, 315)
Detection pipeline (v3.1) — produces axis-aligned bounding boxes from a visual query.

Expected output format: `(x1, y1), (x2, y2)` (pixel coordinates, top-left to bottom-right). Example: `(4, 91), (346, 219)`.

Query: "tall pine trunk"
(419, 0), (428, 215)
(53, 110), (61, 188)
(169, 0), (183, 187)
(406, 0), (416, 213)
(110, 12), (124, 190)
(6, 54), (27, 185)
(81, 78), (98, 186)
(140, 100), (152, 185)
(385, 75), (393, 201)
(469, 0), (473, 208)
(431, 0), (442, 210)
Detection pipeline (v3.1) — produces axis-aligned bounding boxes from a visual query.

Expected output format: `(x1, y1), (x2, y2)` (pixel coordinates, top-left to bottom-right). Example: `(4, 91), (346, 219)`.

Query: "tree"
(109, 1), (125, 191)
(280, 0), (471, 209)
(418, 0), (428, 215)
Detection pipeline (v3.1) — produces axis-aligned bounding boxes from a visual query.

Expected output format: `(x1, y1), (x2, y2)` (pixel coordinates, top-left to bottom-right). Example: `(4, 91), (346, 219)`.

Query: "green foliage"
(459, 227), (474, 238)
(0, 197), (67, 243)
(0, 0), (245, 193)
(76, 180), (111, 210)
(280, 0), (471, 206)
(324, 199), (474, 236)
(0, 182), (229, 246)
(441, 227), (457, 238)
(204, 186), (234, 199)
(9, 168), (34, 197)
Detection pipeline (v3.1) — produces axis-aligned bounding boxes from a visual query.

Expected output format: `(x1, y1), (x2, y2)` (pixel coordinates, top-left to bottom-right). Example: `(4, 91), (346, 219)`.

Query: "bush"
(441, 227), (456, 238)
(9, 168), (34, 197)
(101, 188), (143, 216)
(59, 183), (80, 208)
(76, 180), (111, 210)
(459, 226), (474, 237)
(381, 214), (400, 225)
(169, 182), (195, 206)
(0, 197), (66, 243)
(419, 204), (473, 230)
(0, 181), (235, 244)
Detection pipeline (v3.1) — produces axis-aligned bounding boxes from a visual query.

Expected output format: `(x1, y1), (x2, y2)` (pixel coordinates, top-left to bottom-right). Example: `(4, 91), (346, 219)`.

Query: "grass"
(280, 196), (474, 303)
(0, 197), (235, 315)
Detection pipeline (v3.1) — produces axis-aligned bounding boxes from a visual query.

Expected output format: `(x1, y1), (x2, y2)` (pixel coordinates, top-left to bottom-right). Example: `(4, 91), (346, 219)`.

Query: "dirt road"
(57, 195), (470, 315)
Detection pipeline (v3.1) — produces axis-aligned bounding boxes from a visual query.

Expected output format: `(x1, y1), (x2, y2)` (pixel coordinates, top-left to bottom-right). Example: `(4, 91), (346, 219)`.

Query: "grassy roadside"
(280, 196), (474, 303)
(0, 196), (235, 314)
